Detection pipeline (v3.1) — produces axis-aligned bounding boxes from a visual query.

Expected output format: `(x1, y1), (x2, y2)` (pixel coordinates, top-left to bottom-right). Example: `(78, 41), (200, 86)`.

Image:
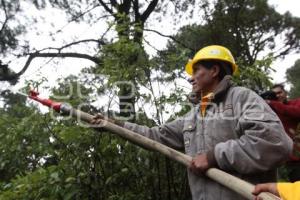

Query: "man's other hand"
(252, 183), (279, 200)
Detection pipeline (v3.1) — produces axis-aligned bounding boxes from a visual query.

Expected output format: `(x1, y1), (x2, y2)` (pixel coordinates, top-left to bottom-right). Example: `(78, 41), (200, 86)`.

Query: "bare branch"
(120, 0), (131, 14)
(1, 36), (107, 81)
(110, 0), (118, 8)
(52, 4), (102, 35)
(143, 37), (162, 53)
(133, 0), (140, 21)
(37, 39), (106, 52)
(0, 0), (9, 35)
(144, 28), (194, 51)
(0, 52), (101, 81)
(0, 16), (9, 36)
(98, 0), (114, 15)
(141, 0), (158, 22)
(71, 4), (101, 22)
(32, 52), (101, 63)
(100, 24), (114, 41)
(273, 46), (295, 59)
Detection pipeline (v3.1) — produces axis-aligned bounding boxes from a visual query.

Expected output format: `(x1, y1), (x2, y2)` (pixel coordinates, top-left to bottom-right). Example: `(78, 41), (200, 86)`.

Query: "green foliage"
(200, 0), (300, 62)
(277, 165), (290, 182)
(233, 55), (274, 91)
(286, 59), (300, 98)
(1, 0), (300, 199)
(155, 0), (300, 89)
(99, 39), (148, 84)
(0, 166), (80, 200)
(0, 76), (190, 199)
(0, 91), (52, 182)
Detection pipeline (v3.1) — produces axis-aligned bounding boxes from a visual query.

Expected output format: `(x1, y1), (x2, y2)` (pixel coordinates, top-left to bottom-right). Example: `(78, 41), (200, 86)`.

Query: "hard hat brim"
(185, 58), (238, 76)
(185, 59), (194, 75)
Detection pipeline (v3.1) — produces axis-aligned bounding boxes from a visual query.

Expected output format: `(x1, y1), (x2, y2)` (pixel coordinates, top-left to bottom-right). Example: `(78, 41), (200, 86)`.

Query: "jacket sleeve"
(214, 88), (293, 174)
(123, 117), (185, 150)
(269, 100), (300, 119)
(277, 182), (300, 200)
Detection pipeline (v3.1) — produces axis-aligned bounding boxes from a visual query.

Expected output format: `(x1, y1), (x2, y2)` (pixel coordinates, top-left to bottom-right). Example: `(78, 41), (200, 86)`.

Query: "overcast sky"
(268, 0), (300, 85)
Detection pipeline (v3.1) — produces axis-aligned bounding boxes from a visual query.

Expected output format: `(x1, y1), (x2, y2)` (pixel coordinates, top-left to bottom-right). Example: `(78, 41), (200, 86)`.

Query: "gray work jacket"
(124, 76), (293, 200)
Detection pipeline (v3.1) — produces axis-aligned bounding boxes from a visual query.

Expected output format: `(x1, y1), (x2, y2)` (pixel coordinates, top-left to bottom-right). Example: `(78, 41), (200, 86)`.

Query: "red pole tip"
(28, 90), (61, 112)
(29, 90), (39, 97)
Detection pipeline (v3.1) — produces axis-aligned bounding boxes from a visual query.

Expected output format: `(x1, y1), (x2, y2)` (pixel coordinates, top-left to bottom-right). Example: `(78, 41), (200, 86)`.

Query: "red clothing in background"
(269, 98), (300, 161)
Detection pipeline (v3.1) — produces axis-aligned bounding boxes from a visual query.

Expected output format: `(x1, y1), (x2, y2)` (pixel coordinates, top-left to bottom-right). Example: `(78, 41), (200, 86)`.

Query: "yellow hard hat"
(185, 45), (238, 75)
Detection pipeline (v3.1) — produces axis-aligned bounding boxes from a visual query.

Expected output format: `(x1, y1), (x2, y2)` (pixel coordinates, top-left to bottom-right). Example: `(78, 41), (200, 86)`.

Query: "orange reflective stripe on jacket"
(277, 181), (300, 200)
(200, 92), (214, 117)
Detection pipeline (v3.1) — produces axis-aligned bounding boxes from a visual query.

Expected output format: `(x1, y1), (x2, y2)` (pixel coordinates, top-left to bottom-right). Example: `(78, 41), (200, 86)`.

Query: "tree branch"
(98, 0), (114, 15)
(37, 39), (106, 52)
(52, 4), (101, 35)
(144, 28), (194, 51)
(31, 52), (101, 63)
(0, 52), (101, 81)
(0, 15), (9, 36)
(110, 0), (118, 8)
(141, 0), (158, 22)
(0, 0), (9, 35)
(133, 0), (140, 20)
(122, 0), (132, 14)
(273, 46), (295, 59)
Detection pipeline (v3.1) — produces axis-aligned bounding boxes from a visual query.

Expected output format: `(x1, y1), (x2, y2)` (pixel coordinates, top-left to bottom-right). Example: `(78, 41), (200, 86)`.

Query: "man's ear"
(211, 65), (220, 78)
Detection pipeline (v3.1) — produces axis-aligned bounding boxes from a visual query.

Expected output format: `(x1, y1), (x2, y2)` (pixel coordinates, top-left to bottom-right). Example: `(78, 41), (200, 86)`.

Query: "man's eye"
(192, 67), (199, 74)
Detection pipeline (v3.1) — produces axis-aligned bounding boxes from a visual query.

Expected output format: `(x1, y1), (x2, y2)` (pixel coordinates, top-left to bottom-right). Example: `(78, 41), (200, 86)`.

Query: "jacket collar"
(188, 75), (233, 104)
(212, 75), (233, 102)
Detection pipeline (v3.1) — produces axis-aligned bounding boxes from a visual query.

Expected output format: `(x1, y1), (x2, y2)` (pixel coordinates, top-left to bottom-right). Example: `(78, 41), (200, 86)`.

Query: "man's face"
(272, 86), (287, 103)
(190, 63), (216, 93)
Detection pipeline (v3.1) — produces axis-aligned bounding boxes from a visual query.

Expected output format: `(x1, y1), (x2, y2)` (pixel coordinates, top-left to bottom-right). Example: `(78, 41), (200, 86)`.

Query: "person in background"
(268, 84), (300, 182)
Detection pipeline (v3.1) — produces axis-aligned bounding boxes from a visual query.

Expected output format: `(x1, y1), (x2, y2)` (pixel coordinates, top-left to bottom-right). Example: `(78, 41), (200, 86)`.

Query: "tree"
(0, 0), (25, 55)
(1, 0), (300, 199)
(0, 1), (200, 199)
(201, 0), (300, 63)
(286, 59), (300, 98)
(0, 75), (191, 200)
(0, 89), (55, 182)
(155, 0), (300, 91)
(1, 0), (199, 120)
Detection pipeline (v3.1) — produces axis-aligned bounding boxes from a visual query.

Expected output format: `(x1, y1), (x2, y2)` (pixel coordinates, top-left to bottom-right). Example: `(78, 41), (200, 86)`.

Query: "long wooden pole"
(60, 105), (281, 200)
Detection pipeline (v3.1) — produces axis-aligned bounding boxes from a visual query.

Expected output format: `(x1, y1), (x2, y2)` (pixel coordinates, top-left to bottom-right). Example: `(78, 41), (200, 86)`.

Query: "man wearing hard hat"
(92, 45), (293, 200)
